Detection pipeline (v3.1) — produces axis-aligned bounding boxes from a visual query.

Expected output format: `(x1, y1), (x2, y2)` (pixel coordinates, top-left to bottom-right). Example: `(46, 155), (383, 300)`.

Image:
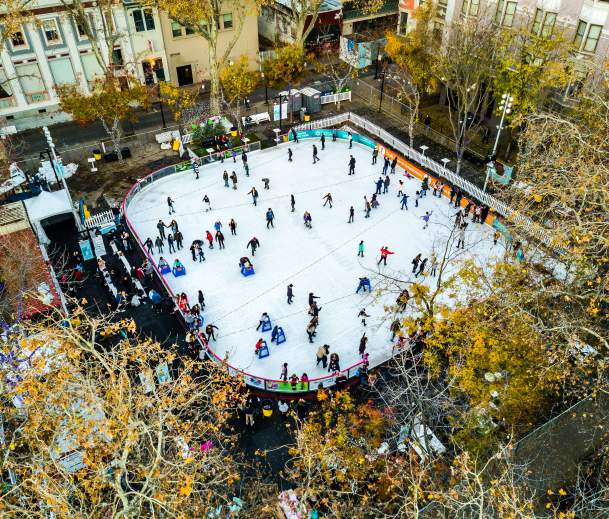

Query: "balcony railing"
(25, 92), (50, 104)
(0, 97), (16, 109)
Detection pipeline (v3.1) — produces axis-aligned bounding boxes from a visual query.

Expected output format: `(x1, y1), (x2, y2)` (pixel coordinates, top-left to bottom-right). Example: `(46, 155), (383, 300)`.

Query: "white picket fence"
(84, 210), (115, 230)
(294, 112), (560, 251)
(320, 91), (352, 105)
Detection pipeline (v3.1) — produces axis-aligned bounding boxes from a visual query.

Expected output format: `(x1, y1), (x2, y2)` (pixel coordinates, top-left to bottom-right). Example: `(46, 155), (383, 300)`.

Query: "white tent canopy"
(24, 189), (74, 244)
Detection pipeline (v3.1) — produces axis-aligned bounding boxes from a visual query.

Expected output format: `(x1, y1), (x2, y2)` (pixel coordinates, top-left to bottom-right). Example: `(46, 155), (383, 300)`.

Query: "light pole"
(378, 66), (387, 113)
(42, 126), (81, 230)
(261, 72), (268, 105)
(420, 145), (429, 156)
(484, 92), (513, 193)
(374, 54), (381, 80)
(441, 158), (450, 170)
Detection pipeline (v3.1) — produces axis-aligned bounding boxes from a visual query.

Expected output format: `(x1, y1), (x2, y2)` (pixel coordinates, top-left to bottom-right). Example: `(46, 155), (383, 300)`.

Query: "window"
(574, 21), (603, 53)
(185, 26), (195, 35)
(76, 20), (88, 38)
(461, 0), (479, 16)
(133, 9), (155, 32)
(11, 29), (27, 49)
(532, 9), (556, 37)
(49, 58), (76, 85)
(398, 11), (408, 35)
(171, 21), (182, 37)
(223, 13), (233, 29)
(42, 19), (61, 44)
(494, 0), (517, 27)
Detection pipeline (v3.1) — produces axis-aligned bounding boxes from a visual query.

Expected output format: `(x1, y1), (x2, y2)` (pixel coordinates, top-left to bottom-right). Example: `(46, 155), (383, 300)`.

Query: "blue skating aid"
(159, 263), (171, 275)
(257, 341), (269, 359)
(241, 265), (255, 277)
(261, 315), (272, 332)
(275, 326), (286, 345)
(172, 266), (186, 277)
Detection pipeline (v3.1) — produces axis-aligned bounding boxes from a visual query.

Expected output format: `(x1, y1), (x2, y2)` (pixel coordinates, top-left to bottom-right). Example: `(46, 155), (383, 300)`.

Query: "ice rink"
(125, 137), (500, 384)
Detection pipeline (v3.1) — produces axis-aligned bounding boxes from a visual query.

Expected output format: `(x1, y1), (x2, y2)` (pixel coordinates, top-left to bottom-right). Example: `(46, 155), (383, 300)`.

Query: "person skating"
(312, 144), (320, 164)
(288, 148), (293, 162)
(493, 229), (500, 246)
(358, 240), (364, 257)
(205, 323), (218, 341)
(157, 219), (166, 240)
(400, 193), (409, 210)
(197, 244), (205, 262)
(348, 205), (354, 223)
(241, 151), (248, 167)
(262, 177), (270, 189)
(230, 171), (238, 190)
(414, 191), (421, 208)
(356, 276), (370, 293)
(167, 233), (176, 253)
(358, 308), (370, 326)
(348, 132), (353, 149)
(390, 156), (397, 174)
(169, 219), (179, 235)
(154, 236), (164, 254)
(309, 292), (320, 306)
(328, 353), (340, 373)
(364, 198), (371, 218)
(215, 230), (225, 249)
(189, 243), (197, 261)
(144, 237), (154, 254)
(421, 211), (433, 229)
(244, 163), (250, 177)
(203, 230), (212, 249)
(167, 196), (175, 215)
(247, 236), (260, 256)
(372, 147), (378, 164)
(287, 283), (294, 304)
(280, 362), (288, 382)
(266, 208), (275, 228)
(371, 193), (379, 208)
(248, 186), (259, 206)
(397, 289), (410, 311)
(198, 290), (205, 309)
(303, 211), (312, 229)
(332, 129), (337, 142)
(174, 230), (183, 250)
(457, 223), (466, 249)
(415, 257), (428, 277)
(191, 157), (200, 179)
(429, 253), (438, 277)
(455, 188), (463, 208)
(203, 194), (211, 212)
(382, 156), (390, 175)
(316, 344), (330, 368)
(229, 218), (237, 235)
(375, 177), (383, 195)
(390, 319), (401, 341)
(256, 312), (269, 331)
(214, 220), (222, 233)
(348, 155), (356, 175)
(306, 319), (316, 343)
(322, 193), (333, 208)
(291, 128), (299, 143)
(359, 334), (368, 357)
(421, 175), (429, 196)
(383, 175), (390, 194)
(378, 246), (394, 266)
(223, 170), (229, 187)
(320, 133), (325, 150)
(411, 253), (422, 273)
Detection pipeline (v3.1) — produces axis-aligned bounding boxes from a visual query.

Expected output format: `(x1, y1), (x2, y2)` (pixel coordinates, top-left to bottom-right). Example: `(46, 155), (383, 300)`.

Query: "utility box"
(300, 87), (321, 114)
(278, 89), (302, 113)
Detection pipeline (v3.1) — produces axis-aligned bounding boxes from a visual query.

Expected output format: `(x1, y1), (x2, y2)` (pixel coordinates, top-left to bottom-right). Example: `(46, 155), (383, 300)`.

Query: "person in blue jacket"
(266, 208), (275, 229)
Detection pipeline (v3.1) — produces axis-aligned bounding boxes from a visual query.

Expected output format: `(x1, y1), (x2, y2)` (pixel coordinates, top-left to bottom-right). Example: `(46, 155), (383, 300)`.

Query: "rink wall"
(121, 147), (380, 394)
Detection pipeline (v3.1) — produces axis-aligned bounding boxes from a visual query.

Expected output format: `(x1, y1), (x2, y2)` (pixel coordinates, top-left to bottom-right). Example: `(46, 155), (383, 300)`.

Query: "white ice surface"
(126, 139), (501, 382)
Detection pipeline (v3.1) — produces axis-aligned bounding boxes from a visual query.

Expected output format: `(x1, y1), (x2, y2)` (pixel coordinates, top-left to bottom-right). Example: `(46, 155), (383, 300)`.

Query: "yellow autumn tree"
(0, 307), (245, 517)
(158, 80), (197, 132)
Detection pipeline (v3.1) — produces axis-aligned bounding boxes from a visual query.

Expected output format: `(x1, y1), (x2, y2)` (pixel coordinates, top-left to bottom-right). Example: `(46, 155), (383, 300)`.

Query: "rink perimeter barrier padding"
(122, 112), (553, 393)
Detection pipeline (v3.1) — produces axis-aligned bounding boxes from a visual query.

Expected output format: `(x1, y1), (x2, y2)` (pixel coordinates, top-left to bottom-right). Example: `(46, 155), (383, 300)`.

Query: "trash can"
(230, 126), (238, 137)
(93, 149), (102, 160)
(262, 400), (273, 417)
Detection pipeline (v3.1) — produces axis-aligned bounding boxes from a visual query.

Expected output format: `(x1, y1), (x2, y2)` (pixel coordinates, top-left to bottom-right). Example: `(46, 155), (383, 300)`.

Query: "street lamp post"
(261, 72), (268, 105)
(374, 54), (381, 80)
(484, 92), (513, 193)
(378, 68), (387, 113)
(42, 126), (81, 230)
(157, 83), (167, 129)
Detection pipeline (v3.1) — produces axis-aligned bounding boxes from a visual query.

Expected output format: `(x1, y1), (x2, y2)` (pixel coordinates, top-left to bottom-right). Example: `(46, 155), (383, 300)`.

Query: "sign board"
(79, 239), (94, 261)
(272, 102), (288, 121)
(59, 450), (85, 473)
(91, 231), (106, 258)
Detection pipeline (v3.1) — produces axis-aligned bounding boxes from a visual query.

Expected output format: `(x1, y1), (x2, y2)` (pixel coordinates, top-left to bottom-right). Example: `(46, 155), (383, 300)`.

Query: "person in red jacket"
(205, 230), (214, 249)
(377, 246), (394, 266)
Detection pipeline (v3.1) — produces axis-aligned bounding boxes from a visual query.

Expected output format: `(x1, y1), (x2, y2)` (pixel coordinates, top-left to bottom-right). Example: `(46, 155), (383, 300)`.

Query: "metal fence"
(294, 112), (559, 250)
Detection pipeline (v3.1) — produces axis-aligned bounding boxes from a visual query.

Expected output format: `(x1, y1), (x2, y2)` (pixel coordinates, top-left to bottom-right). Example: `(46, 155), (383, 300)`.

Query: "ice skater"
(397, 180), (405, 198)
(364, 198), (371, 218)
(191, 157), (200, 179)
(421, 176), (429, 196)
(167, 196), (175, 215)
(256, 312), (269, 331)
(290, 194), (295, 212)
(287, 283), (294, 304)
(421, 211), (433, 229)
(306, 319), (317, 343)
(280, 363), (288, 382)
(400, 193), (409, 210)
(229, 218), (237, 235)
(230, 171), (238, 190)
(359, 334), (368, 357)
(378, 246), (394, 266)
(303, 211), (312, 229)
(262, 178), (270, 190)
(383, 175), (390, 194)
(348, 132), (353, 149)
(415, 257), (428, 277)
(348, 205), (354, 223)
(320, 133), (325, 150)
(371, 194), (379, 209)
(248, 187), (259, 206)
(203, 194), (211, 212)
(429, 253), (438, 276)
(372, 147), (378, 164)
(205, 323), (218, 341)
(167, 233), (176, 253)
(390, 156), (397, 174)
(316, 344), (330, 368)
(247, 236), (260, 256)
(157, 219), (166, 239)
(382, 156), (390, 175)
(411, 253), (421, 273)
(312, 144), (320, 164)
(266, 208), (275, 228)
(457, 223), (466, 249)
(175, 230), (183, 250)
(375, 177), (383, 195)
(288, 148), (293, 162)
(215, 230), (225, 249)
(214, 221), (222, 232)
(348, 155), (356, 175)
(154, 236), (164, 254)
(206, 230), (214, 249)
(414, 191), (421, 208)
(322, 193), (333, 208)
(356, 276), (371, 293)
(197, 244), (205, 262)
(223, 170), (229, 187)
(244, 163), (250, 176)
(358, 308), (370, 326)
